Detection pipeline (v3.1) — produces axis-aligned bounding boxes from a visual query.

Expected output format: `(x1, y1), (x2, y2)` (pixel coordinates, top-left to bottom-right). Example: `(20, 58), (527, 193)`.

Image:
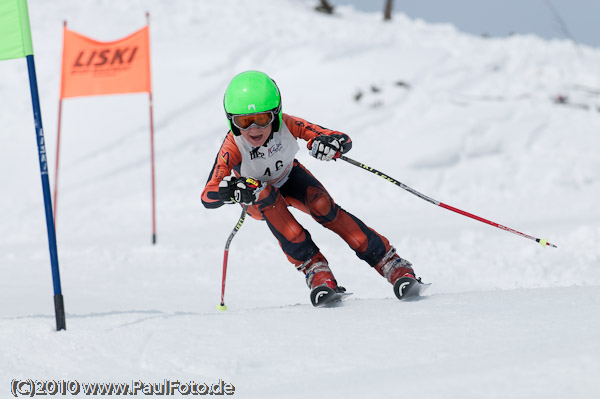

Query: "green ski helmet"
(223, 70), (282, 136)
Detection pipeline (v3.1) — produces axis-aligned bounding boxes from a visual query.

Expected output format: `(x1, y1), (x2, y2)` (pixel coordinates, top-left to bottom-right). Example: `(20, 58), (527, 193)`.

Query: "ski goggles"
(231, 111), (275, 130)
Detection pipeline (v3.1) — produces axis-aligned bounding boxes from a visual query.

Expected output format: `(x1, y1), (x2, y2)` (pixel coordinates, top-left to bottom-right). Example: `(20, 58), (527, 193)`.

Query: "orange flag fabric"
(60, 25), (151, 99)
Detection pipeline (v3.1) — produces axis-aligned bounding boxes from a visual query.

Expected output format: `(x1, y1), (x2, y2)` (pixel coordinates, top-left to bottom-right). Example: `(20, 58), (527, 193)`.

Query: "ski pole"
(339, 155), (557, 248)
(217, 204), (249, 311)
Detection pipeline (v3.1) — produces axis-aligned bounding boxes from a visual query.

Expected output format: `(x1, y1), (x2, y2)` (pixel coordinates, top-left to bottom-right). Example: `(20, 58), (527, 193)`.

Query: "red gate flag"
(55, 16), (157, 245)
(60, 25), (151, 99)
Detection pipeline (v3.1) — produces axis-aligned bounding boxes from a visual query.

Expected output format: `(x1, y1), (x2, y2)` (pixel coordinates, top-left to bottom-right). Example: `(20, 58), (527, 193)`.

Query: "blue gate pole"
(25, 54), (66, 331)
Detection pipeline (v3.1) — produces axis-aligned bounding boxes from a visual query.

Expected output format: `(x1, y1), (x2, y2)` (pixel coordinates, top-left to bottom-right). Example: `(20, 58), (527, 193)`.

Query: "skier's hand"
(218, 176), (264, 205)
(307, 134), (347, 161)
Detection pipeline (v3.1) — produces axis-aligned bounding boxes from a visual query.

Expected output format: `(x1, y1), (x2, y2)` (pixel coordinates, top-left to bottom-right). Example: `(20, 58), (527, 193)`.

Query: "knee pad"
(306, 187), (338, 223)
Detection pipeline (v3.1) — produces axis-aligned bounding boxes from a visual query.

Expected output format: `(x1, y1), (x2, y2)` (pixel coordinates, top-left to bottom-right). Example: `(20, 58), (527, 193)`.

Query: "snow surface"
(1, 0), (600, 397)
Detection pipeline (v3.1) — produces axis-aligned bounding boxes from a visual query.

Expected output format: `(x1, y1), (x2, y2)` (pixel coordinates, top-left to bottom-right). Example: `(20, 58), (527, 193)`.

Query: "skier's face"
(240, 123), (272, 147)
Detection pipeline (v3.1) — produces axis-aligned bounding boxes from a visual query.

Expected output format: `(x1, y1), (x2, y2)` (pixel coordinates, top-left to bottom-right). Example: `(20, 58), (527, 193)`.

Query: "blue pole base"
(54, 294), (66, 331)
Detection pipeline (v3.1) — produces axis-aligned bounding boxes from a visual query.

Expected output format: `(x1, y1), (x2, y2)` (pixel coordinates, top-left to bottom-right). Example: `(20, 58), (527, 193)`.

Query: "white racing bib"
(234, 123), (299, 188)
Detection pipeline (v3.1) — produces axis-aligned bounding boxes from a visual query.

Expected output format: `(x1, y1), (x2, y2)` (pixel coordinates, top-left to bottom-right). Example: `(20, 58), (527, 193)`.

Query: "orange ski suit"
(202, 114), (393, 268)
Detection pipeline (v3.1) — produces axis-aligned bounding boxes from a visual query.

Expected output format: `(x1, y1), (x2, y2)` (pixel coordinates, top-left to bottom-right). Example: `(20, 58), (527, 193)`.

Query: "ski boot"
(374, 247), (429, 300)
(298, 253), (347, 307)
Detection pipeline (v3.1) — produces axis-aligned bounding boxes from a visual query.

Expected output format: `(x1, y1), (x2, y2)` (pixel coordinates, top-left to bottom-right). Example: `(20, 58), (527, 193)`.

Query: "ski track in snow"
(1, 0), (600, 397)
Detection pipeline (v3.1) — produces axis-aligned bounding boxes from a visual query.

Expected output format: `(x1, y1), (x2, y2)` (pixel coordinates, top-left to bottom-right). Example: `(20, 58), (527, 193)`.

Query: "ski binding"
(393, 276), (431, 300)
(310, 285), (352, 307)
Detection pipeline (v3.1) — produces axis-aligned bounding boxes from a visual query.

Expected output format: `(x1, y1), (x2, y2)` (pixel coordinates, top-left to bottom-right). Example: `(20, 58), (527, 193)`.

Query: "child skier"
(202, 70), (422, 305)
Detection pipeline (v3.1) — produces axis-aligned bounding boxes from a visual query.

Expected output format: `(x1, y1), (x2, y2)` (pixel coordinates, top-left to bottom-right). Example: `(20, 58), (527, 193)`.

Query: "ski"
(310, 286), (352, 307)
(393, 276), (431, 300)
(310, 278), (430, 306)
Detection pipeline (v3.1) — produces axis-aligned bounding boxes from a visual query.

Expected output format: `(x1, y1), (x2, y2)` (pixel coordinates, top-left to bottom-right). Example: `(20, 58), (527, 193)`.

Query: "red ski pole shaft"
(218, 205), (249, 311)
(339, 155), (557, 248)
(220, 250), (229, 307)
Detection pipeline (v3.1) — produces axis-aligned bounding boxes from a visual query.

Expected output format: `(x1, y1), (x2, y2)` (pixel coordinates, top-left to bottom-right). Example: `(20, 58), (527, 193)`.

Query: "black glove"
(218, 176), (263, 205)
(308, 134), (348, 161)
